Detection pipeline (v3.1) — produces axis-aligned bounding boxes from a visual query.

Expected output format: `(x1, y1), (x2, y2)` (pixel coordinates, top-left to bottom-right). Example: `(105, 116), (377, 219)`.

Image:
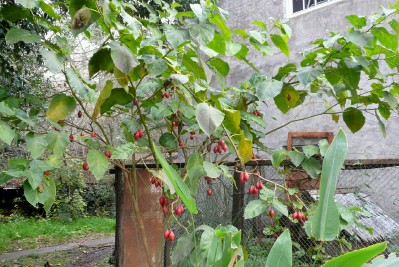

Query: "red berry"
(292, 212), (299, 220)
(174, 206), (184, 216)
(286, 181), (292, 188)
(154, 180), (160, 187)
(134, 98), (139, 106)
(53, 127), (60, 132)
(269, 209), (275, 217)
(104, 150), (112, 158)
(172, 121), (178, 127)
(221, 144), (228, 152)
(69, 134), (74, 142)
(134, 132), (140, 140)
(239, 172), (245, 184)
(190, 135), (194, 140)
(249, 185), (255, 194)
(252, 154), (257, 160)
(217, 145), (223, 154)
(80, 131), (85, 137)
(162, 206), (169, 215)
(91, 131), (96, 138)
(82, 162), (89, 171)
(168, 231), (175, 241)
(179, 140), (184, 147)
(243, 172), (250, 182)
(159, 196), (167, 207)
(78, 110), (83, 118)
(207, 189), (213, 197)
(151, 177), (156, 184)
(255, 181), (263, 190)
(177, 109), (182, 115)
(218, 139), (225, 146)
(164, 230), (170, 239)
(43, 170), (49, 176)
(213, 146), (218, 154)
(253, 187), (259, 194)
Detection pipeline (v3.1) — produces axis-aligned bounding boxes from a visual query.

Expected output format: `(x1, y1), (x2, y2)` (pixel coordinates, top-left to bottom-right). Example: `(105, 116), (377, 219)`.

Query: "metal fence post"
(232, 168), (245, 230)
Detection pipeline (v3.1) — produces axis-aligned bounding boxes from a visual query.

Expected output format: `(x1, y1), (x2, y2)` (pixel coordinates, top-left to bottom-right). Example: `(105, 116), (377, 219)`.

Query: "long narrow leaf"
(153, 145), (198, 214)
(322, 242), (387, 267)
(311, 129), (347, 241)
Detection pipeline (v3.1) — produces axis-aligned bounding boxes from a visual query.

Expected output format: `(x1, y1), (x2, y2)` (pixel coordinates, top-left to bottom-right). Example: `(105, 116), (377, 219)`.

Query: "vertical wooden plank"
(114, 166), (124, 267)
(232, 168), (245, 230)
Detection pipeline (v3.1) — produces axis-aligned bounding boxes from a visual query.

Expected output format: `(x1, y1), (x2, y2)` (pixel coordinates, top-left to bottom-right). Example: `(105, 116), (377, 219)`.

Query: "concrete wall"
(220, 0), (398, 159)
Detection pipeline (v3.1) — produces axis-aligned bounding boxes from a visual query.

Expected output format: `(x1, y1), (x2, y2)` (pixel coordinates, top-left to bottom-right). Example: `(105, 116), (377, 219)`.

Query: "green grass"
(0, 216), (115, 252)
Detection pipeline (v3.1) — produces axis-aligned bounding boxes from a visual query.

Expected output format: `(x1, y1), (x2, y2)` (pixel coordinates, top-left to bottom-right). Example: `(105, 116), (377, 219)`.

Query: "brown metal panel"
(287, 131), (334, 151)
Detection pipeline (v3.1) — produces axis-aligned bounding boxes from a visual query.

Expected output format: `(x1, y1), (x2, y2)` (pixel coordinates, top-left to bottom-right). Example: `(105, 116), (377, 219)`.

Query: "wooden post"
(232, 168), (245, 230)
(114, 166), (124, 267)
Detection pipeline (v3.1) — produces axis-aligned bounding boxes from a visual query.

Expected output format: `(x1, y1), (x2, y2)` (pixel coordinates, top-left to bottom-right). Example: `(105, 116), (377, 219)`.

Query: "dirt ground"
(1, 245), (114, 267)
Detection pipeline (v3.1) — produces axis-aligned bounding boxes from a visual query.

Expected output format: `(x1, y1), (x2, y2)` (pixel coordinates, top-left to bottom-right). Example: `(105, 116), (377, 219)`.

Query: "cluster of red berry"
(164, 229), (175, 241)
(134, 129), (144, 140)
(248, 181), (264, 195)
(159, 195), (169, 215)
(252, 109), (262, 117)
(189, 130), (195, 140)
(292, 211), (307, 222)
(174, 205), (185, 216)
(162, 92), (171, 98)
(213, 139), (228, 154)
(151, 176), (162, 188)
(239, 171), (250, 184)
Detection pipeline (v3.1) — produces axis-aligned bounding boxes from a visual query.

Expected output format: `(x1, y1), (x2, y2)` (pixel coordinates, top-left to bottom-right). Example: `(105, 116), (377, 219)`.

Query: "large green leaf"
(159, 133), (177, 150)
(265, 230), (292, 267)
(343, 107), (365, 133)
(244, 200), (267, 219)
(41, 49), (64, 74)
(256, 79), (284, 101)
(0, 120), (15, 145)
(195, 103), (225, 137)
(310, 129), (347, 241)
(165, 29), (189, 48)
(100, 88), (132, 114)
(209, 57), (229, 77)
(323, 242), (387, 267)
(186, 153), (206, 196)
(5, 28), (41, 44)
(16, 0), (39, 8)
(371, 27), (398, 51)
(109, 41), (138, 74)
(153, 145), (197, 214)
(87, 150), (110, 180)
(46, 93), (76, 121)
(364, 251), (399, 267)
(88, 48), (114, 78)
(25, 133), (48, 159)
(0, 5), (31, 22)
(23, 175), (56, 213)
(296, 67), (322, 85)
(189, 23), (215, 45)
(271, 34), (289, 57)
(274, 86), (302, 114)
(172, 233), (195, 265)
(288, 150), (304, 167)
(92, 80), (113, 120)
(46, 131), (69, 157)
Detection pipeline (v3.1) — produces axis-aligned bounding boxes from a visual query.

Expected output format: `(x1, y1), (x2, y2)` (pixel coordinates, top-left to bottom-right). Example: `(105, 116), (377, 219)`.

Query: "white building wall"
(220, 0), (398, 159)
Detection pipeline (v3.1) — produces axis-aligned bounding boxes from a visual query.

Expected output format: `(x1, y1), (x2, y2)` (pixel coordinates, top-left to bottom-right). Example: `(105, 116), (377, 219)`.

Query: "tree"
(2, 0), (399, 266)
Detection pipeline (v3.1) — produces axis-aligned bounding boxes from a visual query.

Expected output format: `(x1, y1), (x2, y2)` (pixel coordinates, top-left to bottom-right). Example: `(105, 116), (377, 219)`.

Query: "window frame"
(286, 0), (344, 18)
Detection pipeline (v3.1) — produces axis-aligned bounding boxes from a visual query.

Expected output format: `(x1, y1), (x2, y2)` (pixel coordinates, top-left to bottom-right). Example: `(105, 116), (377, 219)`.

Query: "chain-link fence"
(165, 159), (399, 266)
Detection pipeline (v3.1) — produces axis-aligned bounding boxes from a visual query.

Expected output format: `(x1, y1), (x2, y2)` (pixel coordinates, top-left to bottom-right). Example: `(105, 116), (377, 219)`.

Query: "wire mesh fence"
(165, 159), (399, 266)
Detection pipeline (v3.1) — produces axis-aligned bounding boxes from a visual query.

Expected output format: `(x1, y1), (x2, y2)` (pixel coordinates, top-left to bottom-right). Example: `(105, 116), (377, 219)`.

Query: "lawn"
(0, 216), (115, 253)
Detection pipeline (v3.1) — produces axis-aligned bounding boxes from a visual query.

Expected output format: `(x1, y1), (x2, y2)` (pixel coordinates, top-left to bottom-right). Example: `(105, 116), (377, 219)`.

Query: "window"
(288, 0), (338, 16)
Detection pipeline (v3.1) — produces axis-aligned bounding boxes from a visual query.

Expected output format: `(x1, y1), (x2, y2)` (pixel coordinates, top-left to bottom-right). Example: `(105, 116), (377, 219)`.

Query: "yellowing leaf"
(92, 80), (113, 121)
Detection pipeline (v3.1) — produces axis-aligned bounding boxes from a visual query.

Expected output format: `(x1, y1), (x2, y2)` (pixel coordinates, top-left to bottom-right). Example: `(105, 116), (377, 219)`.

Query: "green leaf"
(265, 230), (292, 267)
(244, 200), (267, 219)
(310, 129), (347, 241)
(296, 67), (323, 85)
(301, 157), (321, 179)
(272, 199), (288, 216)
(153, 145), (198, 214)
(0, 5), (31, 22)
(109, 41), (138, 74)
(371, 27), (398, 51)
(147, 59), (168, 76)
(209, 13), (231, 42)
(273, 86), (302, 114)
(323, 242), (387, 267)
(223, 109), (241, 133)
(209, 57), (229, 77)
(172, 233), (195, 265)
(24, 175), (56, 213)
(92, 80), (113, 120)
(288, 150), (304, 167)
(16, 0), (39, 8)
(112, 143), (138, 160)
(383, 91), (398, 109)
(5, 28), (41, 44)
(302, 145), (319, 158)
(318, 139), (330, 157)
(25, 133), (48, 160)
(88, 48), (114, 78)
(159, 133), (177, 150)
(240, 111), (266, 128)
(41, 49), (64, 74)
(256, 79), (284, 101)
(375, 111), (387, 138)
(346, 15), (367, 29)
(87, 150), (110, 180)
(0, 172), (13, 185)
(271, 149), (287, 168)
(364, 251), (399, 267)
(203, 161), (222, 178)
(186, 153), (206, 195)
(195, 103), (224, 137)
(271, 34), (289, 57)
(182, 54), (206, 80)
(189, 23), (215, 45)
(343, 107), (365, 133)
(66, 69), (96, 103)
(39, 1), (61, 20)
(45, 131), (69, 157)
(165, 29), (189, 48)
(238, 135), (253, 164)
(46, 93), (76, 121)
(100, 88), (132, 114)
(190, 4), (208, 22)
(0, 120), (15, 145)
